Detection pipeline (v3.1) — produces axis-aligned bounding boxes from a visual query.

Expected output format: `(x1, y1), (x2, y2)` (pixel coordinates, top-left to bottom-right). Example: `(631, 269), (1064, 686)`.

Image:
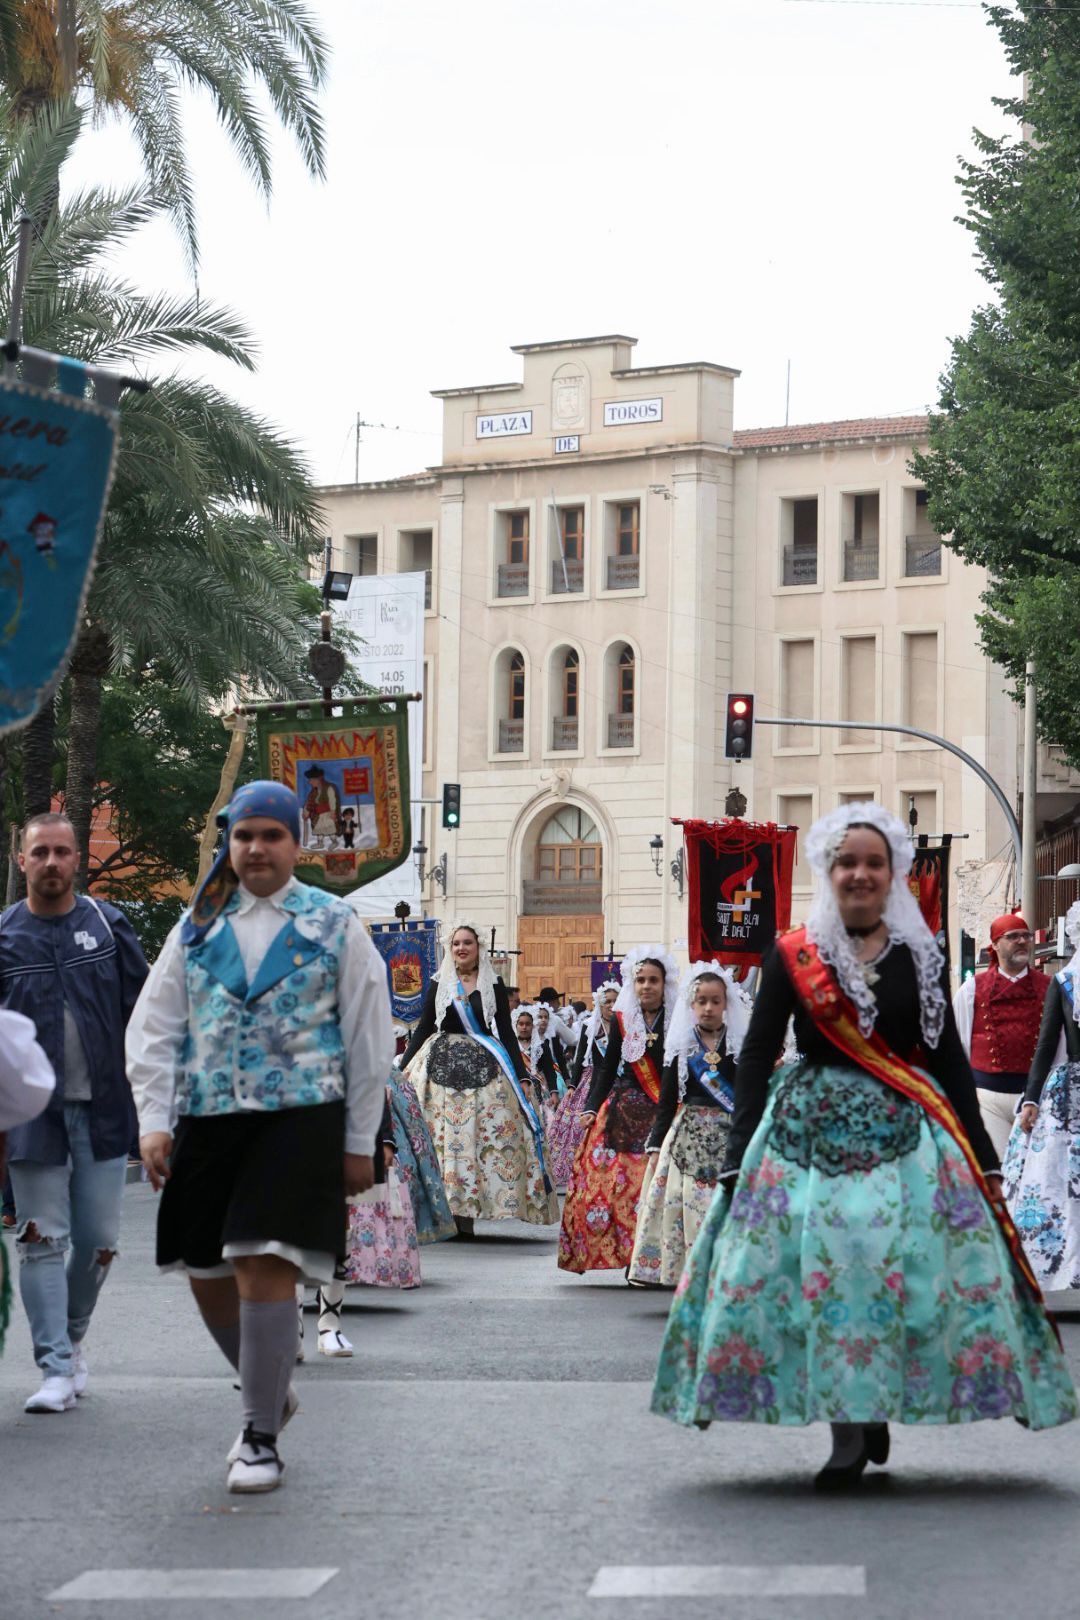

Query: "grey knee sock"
(204, 1317), (241, 1372)
(239, 1299), (298, 1438)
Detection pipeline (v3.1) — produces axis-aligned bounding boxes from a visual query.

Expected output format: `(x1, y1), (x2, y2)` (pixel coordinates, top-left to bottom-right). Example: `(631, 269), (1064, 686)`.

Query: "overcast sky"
(67, 0), (1013, 487)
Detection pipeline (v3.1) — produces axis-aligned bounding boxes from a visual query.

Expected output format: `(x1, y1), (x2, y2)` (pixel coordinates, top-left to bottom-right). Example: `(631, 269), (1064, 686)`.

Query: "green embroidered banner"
(255, 696), (411, 893)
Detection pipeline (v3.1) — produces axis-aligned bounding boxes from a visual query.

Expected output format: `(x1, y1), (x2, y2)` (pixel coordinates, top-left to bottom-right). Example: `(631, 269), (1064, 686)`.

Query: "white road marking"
(48, 1569), (339, 1601)
(589, 1565), (866, 1598)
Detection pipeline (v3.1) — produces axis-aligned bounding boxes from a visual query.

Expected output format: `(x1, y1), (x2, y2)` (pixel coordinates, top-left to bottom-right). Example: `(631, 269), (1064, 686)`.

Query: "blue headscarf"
(181, 780), (301, 947)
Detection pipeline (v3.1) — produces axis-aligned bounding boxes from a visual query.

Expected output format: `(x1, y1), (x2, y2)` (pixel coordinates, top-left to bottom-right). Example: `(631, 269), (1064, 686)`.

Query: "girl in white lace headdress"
(513, 1004), (543, 1071)
(559, 944), (679, 1275)
(628, 962), (752, 1287)
(545, 979), (620, 1189)
(805, 800), (947, 1051)
(401, 921), (559, 1234)
(1003, 898), (1080, 1291)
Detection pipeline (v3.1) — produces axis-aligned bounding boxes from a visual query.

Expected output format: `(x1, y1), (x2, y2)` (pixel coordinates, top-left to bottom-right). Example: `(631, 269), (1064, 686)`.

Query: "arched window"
(535, 807), (601, 885)
(509, 652), (525, 721)
(605, 642), (636, 749)
(563, 649), (579, 719)
(494, 647), (527, 753)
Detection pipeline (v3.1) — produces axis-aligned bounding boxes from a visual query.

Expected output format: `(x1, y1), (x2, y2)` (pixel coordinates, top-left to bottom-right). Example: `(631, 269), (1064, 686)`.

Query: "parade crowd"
(0, 787), (1077, 1498)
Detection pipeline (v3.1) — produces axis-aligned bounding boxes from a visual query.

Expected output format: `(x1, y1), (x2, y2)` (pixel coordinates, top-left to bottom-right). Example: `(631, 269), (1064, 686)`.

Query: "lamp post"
(649, 833), (664, 877)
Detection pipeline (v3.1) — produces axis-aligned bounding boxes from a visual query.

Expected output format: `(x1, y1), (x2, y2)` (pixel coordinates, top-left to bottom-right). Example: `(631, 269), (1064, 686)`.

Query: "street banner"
(910, 838), (951, 966)
(679, 817), (798, 968)
(256, 695), (411, 893)
(369, 919), (440, 1023)
(0, 370), (119, 733)
(590, 956), (622, 991)
(333, 573), (425, 911)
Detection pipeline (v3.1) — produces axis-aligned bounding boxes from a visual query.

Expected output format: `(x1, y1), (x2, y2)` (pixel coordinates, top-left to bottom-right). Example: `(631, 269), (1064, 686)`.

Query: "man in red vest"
(952, 912), (1048, 1157)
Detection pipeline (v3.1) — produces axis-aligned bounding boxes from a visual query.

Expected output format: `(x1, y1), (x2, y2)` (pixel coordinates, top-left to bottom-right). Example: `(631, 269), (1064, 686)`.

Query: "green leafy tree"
(913, 4), (1080, 765)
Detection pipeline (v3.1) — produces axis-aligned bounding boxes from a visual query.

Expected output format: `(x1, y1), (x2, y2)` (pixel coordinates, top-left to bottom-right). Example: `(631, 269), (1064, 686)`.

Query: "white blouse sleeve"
(338, 916), (395, 1155)
(952, 975), (976, 1059)
(0, 1008), (55, 1130)
(125, 922), (189, 1137)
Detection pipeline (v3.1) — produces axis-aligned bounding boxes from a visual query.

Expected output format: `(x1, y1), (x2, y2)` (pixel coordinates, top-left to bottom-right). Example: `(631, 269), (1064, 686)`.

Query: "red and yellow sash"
(615, 1009), (663, 1105)
(777, 928), (1051, 1323)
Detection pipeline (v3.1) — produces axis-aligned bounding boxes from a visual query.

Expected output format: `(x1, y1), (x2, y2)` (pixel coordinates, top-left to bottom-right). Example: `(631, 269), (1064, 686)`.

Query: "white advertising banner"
(333, 572), (424, 914)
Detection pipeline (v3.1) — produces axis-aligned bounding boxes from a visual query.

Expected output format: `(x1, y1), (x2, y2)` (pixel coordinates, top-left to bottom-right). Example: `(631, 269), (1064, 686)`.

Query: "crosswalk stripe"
(47, 1569), (339, 1601)
(589, 1565), (866, 1598)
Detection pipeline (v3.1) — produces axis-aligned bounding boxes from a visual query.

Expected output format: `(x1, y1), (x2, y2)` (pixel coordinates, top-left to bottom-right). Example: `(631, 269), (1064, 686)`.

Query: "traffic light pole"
(753, 716), (1022, 871)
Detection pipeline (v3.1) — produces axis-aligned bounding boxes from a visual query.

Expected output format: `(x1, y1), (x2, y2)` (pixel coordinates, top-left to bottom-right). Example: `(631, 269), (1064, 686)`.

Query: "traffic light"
(724, 693), (755, 761)
(442, 782), (461, 829)
(960, 930), (976, 982)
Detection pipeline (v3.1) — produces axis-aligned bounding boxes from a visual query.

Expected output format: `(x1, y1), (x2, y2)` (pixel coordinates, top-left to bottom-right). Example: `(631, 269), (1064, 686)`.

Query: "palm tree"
(0, 96), (325, 867)
(3, 0), (327, 270)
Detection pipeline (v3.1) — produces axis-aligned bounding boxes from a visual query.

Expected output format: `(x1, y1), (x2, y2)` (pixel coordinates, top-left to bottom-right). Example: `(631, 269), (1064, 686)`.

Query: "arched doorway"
(518, 806), (604, 1003)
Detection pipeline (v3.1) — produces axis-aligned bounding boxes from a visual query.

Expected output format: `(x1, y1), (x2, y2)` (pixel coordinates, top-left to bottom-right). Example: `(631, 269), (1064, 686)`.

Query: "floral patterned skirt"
(629, 1106), (730, 1287)
(557, 1086), (656, 1273)
(343, 1167), (421, 1289)
(651, 1061), (1076, 1430)
(386, 1071), (456, 1245)
(547, 1069), (593, 1188)
(409, 1035), (559, 1226)
(1002, 1062), (1080, 1289)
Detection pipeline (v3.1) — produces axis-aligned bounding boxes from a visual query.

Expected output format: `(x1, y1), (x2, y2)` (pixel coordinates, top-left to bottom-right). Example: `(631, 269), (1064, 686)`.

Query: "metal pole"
(4, 215), (33, 377)
(754, 716), (1022, 869)
(1022, 660), (1037, 924)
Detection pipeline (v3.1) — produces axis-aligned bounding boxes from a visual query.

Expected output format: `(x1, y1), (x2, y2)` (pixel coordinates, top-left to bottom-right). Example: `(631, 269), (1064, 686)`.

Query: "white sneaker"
(71, 1345), (89, 1397)
(24, 1375), (76, 1413)
(226, 1429), (284, 1494)
(317, 1326), (353, 1357)
(295, 1289), (305, 1363)
(227, 1385), (298, 1465)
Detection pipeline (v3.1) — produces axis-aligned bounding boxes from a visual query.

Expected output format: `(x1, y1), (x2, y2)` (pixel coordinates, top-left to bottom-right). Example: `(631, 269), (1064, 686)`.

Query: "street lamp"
(649, 833), (664, 877)
(413, 840), (447, 897)
(670, 847), (685, 900)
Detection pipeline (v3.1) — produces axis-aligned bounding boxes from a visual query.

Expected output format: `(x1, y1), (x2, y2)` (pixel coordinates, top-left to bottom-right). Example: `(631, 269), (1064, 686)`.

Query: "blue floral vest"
(179, 884), (350, 1118)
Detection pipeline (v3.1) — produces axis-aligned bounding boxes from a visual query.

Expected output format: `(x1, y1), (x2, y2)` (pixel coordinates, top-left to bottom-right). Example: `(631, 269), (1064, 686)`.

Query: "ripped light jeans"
(9, 1102), (126, 1376)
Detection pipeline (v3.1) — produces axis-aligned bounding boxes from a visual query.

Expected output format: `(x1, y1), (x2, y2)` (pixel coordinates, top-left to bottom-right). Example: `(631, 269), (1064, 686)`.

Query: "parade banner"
(679, 817), (798, 968)
(256, 695), (411, 893)
(369, 919), (440, 1022)
(590, 956), (622, 991)
(910, 838), (951, 966)
(0, 371), (119, 733)
(333, 573), (425, 910)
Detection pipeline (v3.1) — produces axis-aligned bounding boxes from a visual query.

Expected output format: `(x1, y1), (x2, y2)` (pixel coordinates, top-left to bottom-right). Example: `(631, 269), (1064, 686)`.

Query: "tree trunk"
(22, 698), (57, 820)
(65, 624), (112, 880)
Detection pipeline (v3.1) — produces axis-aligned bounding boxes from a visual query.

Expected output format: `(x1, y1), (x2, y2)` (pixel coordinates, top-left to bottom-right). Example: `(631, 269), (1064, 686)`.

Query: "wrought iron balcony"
(842, 542), (879, 582)
(496, 562), (530, 597)
(782, 546), (818, 587)
(550, 559), (584, 594)
(605, 555), (640, 590)
(498, 719), (524, 753)
(607, 713), (634, 749)
(904, 535), (942, 577)
(552, 716), (579, 750)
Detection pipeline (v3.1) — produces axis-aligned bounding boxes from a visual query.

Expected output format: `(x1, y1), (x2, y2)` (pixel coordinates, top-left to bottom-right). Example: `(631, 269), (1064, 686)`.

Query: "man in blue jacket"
(2, 812), (148, 1413)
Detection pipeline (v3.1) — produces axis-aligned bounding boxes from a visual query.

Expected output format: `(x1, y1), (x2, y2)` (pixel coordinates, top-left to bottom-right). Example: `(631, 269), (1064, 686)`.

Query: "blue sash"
(453, 989), (551, 1191)
(1058, 970), (1075, 1009)
(545, 1040), (567, 1099)
(687, 1039), (734, 1112)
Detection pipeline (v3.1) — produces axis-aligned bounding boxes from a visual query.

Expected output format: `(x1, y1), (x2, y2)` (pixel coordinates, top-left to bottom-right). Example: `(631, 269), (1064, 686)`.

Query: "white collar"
(997, 964), (1030, 982)
(235, 878), (295, 915)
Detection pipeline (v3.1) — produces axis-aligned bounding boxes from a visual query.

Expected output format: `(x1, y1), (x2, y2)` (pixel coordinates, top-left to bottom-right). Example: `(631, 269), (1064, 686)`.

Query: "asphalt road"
(2, 1184), (1079, 1620)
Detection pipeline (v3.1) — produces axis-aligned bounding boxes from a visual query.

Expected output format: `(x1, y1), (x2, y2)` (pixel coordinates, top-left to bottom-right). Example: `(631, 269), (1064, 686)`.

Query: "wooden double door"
(517, 914), (604, 1003)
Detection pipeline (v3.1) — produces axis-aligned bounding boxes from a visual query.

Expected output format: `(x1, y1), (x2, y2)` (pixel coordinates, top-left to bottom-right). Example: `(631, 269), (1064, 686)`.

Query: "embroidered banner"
(0, 373), (119, 733)
(369, 919), (440, 1022)
(256, 696), (411, 893)
(910, 838), (951, 967)
(589, 955), (622, 992)
(679, 817), (798, 968)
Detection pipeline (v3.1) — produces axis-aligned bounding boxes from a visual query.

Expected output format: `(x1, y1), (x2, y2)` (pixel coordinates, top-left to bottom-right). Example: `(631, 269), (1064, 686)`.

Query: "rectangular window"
(508, 511), (529, 565)
(841, 492), (880, 582)
(509, 665), (525, 721)
(903, 488), (942, 577)
(778, 638), (815, 748)
(777, 794), (814, 880)
(780, 497), (818, 587)
(840, 636), (877, 747)
(616, 503), (639, 556)
(497, 511), (530, 596)
(604, 500), (641, 589)
(349, 534), (378, 575)
(560, 506), (584, 561)
(901, 631), (939, 731)
(400, 529), (433, 608)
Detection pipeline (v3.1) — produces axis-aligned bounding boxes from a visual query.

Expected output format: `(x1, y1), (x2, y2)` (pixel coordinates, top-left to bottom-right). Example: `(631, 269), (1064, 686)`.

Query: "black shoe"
(864, 1423), (890, 1466)
(814, 1425), (869, 1492)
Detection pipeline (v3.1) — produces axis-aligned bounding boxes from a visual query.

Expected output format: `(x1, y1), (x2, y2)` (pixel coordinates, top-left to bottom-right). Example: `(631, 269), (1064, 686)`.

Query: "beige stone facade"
(317, 335), (1021, 992)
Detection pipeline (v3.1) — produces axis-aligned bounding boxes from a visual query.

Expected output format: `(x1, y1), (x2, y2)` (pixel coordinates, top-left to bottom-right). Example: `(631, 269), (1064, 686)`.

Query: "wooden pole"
(195, 710), (249, 887)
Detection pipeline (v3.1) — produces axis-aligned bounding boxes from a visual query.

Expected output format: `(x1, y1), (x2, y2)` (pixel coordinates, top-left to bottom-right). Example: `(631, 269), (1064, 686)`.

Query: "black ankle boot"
(813, 1423), (869, 1492)
(864, 1423), (890, 1466)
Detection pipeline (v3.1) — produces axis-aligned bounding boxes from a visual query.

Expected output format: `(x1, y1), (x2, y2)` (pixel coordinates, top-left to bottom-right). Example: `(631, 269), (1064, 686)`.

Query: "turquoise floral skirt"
(651, 1061), (1077, 1431)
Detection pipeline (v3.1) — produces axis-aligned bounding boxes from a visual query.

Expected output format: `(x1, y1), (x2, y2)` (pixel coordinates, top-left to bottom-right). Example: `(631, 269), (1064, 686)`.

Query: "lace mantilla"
(434, 918), (498, 1033)
(613, 944), (679, 1063)
(803, 800), (946, 1050)
(663, 960), (752, 1099)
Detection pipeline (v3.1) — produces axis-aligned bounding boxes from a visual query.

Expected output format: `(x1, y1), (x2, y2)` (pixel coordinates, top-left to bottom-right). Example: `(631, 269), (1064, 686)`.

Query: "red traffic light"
(732, 699), (749, 716)
(724, 692), (755, 762)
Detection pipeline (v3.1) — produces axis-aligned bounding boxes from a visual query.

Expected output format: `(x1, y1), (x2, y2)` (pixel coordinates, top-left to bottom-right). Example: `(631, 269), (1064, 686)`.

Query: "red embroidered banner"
(678, 818), (798, 969)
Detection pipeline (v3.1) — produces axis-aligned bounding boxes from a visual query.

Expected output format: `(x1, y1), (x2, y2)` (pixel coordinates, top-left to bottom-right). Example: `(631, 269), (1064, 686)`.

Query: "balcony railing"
(606, 555), (640, 590)
(904, 535), (942, 577)
(496, 562), (530, 597)
(607, 713), (634, 749)
(552, 716), (579, 751)
(550, 558), (584, 594)
(498, 719), (524, 753)
(842, 542), (879, 582)
(782, 546), (818, 587)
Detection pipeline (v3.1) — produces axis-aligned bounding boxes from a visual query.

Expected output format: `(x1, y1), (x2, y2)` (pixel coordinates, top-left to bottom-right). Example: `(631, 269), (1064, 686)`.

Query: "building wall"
(317, 336), (1015, 972)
